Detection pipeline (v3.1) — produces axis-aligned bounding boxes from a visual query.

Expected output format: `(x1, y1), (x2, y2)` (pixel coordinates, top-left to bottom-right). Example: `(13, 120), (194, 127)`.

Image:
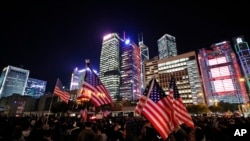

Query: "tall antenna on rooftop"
(123, 31), (126, 41)
(141, 32), (144, 43)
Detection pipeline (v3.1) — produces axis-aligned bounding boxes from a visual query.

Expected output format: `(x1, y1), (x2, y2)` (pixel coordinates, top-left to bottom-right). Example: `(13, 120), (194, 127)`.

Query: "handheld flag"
(168, 76), (194, 128)
(54, 78), (70, 104)
(135, 78), (175, 140)
(77, 59), (113, 107)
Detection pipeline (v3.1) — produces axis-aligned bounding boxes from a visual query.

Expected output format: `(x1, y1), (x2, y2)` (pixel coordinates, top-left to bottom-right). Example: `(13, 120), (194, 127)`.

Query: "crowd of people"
(0, 114), (250, 141)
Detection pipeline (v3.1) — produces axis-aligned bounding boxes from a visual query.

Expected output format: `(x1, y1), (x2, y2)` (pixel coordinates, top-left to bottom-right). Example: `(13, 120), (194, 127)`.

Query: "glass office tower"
(158, 51), (205, 105)
(139, 35), (149, 93)
(70, 67), (98, 90)
(100, 33), (122, 100)
(157, 33), (177, 59)
(0, 65), (29, 98)
(120, 39), (141, 101)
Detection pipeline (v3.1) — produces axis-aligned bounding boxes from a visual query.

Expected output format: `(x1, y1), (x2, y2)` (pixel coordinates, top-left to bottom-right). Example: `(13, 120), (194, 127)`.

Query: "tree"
(186, 104), (209, 115)
(208, 105), (223, 113)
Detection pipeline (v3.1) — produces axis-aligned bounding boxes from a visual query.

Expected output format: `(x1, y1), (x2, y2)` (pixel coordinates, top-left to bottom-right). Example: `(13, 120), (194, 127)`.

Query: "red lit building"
(198, 41), (249, 106)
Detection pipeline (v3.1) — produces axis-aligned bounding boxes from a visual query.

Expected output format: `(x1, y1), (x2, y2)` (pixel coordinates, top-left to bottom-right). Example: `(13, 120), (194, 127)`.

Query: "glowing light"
(125, 39), (130, 44)
(103, 34), (112, 40)
(236, 37), (243, 43)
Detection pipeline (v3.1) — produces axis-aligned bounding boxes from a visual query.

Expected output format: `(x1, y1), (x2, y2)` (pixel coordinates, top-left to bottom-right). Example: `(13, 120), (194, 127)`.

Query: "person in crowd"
(138, 120), (158, 141)
(109, 122), (124, 141)
(124, 120), (139, 141)
(77, 121), (96, 141)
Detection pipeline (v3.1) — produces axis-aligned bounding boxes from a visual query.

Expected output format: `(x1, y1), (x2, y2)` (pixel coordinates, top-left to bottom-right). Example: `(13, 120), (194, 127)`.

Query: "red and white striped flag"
(168, 76), (194, 128)
(54, 78), (70, 104)
(135, 78), (175, 140)
(77, 60), (113, 107)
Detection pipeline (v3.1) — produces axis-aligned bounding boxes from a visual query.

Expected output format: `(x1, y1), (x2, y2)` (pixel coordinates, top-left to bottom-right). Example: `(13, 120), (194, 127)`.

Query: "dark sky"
(1, 1), (249, 92)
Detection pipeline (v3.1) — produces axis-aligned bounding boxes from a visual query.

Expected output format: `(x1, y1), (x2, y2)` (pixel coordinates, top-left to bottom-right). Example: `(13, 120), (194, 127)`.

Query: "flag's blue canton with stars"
(169, 77), (180, 99)
(84, 69), (99, 86)
(142, 79), (153, 96)
(149, 79), (167, 102)
(56, 79), (64, 91)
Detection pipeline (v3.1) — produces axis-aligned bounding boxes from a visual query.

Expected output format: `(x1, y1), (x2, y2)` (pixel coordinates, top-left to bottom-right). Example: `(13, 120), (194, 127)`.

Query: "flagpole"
(74, 59), (89, 113)
(46, 92), (55, 124)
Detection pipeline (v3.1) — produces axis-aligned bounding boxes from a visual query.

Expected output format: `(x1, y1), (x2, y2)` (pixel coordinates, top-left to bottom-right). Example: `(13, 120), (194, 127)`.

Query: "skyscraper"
(233, 36), (250, 99)
(198, 41), (249, 106)
(157, 33), (177, 59)
(100, 33), (122, 100)
(138, 34), (149, 93)
(0, 65), (29, 98)
(70, 67), (87, 91)
(120, 39), (141, 101)
(158, 51), (205, 105)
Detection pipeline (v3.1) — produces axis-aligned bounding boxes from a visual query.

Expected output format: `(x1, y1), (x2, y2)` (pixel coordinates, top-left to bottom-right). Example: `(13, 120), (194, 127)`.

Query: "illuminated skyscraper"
(233, 36), (250, 99)
(100, 33), (122, 100)
(158, 51), (205, 105)
(70, 67), (98, 90)
(120, 39), (141, 101)
(0, 65), (29, 98)
(138, 34), (149, 93)
(198, 41), (249, 106)
(157, 33), (177, 59)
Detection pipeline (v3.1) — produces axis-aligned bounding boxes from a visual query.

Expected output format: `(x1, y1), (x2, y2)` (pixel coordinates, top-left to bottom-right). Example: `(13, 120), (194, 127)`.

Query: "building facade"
(233, 36), (250, 98)
(198, 41), (249, 106)
(157, 33), (177, 59)
(158, 51), (205, 105)
(0, 66), (29, 98)
(120, 40), (141, 101)
(139, 37), (149, 93)
(143, 56), (159, 88)
(100, 33), (122, 100)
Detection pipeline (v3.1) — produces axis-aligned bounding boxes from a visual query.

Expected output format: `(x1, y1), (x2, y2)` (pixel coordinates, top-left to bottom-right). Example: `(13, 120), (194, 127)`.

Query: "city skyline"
(1, 1), (250, 92)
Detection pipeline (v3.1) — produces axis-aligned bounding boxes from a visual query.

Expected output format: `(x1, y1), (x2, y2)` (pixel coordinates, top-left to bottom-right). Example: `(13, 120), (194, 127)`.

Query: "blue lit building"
(24, 78), (47, 98)
(233, 36), (250, 99)
(70, 67), (99, 91)
(0, 65), (29, 98)
(120, 38), (141, 101)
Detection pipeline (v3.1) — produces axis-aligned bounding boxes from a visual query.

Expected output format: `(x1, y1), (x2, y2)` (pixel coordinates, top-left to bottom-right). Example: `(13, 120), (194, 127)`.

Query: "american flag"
(78, 60), (113, 107)
(54, 78), (70, 104)
(168, 76), (194, 128)
(135, 78), (175, 140)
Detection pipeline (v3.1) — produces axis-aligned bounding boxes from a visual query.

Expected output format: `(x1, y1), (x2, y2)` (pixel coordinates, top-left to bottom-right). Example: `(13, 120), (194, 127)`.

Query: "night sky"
(1, 1), (249, 93)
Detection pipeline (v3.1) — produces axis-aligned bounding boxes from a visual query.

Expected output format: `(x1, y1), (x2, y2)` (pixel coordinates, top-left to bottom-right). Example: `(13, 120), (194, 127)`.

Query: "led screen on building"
(209, 56), (235, 94)
(24, 78), (47, 98)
